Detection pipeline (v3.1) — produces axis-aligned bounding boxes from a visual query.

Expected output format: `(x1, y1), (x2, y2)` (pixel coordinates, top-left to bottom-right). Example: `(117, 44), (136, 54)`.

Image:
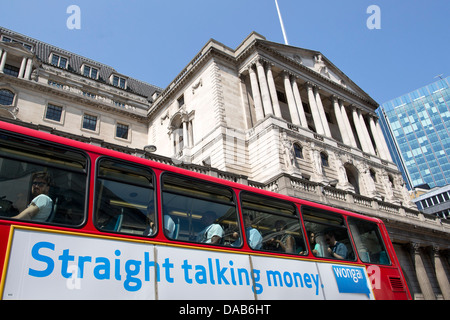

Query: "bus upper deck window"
(348, 218), (391, 265)
(0, 132), (87, 226)
(161, 173), (238, 246)
(240, 192), (306, 255)
(95, 159), (155, 236)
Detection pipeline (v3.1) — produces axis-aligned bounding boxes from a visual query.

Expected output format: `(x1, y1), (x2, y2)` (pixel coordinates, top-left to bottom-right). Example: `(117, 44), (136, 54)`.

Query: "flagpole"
(275, 0), (289, 45)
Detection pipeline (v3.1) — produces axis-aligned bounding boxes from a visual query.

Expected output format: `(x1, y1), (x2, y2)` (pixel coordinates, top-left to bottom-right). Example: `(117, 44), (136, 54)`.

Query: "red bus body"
(0, 121), (411, 300)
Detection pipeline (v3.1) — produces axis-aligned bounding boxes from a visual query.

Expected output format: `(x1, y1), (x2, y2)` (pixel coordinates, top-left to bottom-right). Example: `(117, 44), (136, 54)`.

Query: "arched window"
(0, 89), (15, 106)
(345, 164), (360, 195)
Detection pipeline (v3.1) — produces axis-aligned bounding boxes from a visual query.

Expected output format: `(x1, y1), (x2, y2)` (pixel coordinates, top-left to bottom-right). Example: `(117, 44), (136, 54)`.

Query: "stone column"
(306, 83), (324, 135)
(332, 96), (350, 146)
(266, 63), (282, 118)
(314, 87), (332, 138)
(248, 65), (264, 121)
(256, 60), (273, 116)
(0, 50), (7, 73)
(352, 107), (370, 153)
(433, 246), (450, 300)
(339, 101), (358, 148)
(182, 120), (189, 148)
(24, 58), (33, 80)
(412, 243), (436, 300)
(19, 56), (27, 78)
(292, 77), (308, 129)
(283, 72), (301, 126)
(358, 111), (376, 155)
(375, 120), (393, 161)
(369, 115), (391, 160)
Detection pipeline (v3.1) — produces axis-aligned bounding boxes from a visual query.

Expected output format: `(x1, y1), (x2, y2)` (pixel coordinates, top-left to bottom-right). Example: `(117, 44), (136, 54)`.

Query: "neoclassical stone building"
(0, 27), (449, 299)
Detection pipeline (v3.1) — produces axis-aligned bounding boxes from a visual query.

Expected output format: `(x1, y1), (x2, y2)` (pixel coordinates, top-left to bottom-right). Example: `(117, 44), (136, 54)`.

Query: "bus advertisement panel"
(1, 226), (374, 300)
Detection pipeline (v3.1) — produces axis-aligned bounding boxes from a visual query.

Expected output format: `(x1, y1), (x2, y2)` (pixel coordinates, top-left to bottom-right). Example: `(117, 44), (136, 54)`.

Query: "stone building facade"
(0, 27), (449, 299)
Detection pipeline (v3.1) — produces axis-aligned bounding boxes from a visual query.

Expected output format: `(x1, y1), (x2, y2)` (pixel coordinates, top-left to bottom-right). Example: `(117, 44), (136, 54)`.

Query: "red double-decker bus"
(0, 121), (411, 300)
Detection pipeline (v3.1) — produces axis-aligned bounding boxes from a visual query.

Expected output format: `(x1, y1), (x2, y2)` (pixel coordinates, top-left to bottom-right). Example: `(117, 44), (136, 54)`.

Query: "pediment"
(257, 40), (376, 104)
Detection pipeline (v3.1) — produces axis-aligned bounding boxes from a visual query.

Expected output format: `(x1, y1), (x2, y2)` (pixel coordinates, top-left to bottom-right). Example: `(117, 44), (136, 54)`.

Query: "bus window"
(95, 159), (154, 236)
(161, 173), (238, 246)
(348, 218), (391, 265)
(303, 206), (355, 261)
(240, 192), (306, 254)
(0, 132), (87, 226)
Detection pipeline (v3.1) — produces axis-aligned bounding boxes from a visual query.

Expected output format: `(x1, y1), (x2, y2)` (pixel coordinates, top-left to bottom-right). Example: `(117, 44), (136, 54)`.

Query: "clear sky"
(1, 0), (449, 104)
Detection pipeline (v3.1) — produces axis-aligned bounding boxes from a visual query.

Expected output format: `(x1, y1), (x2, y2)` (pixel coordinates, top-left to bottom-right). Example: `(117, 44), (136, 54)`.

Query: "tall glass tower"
(376, 77), (450, 190)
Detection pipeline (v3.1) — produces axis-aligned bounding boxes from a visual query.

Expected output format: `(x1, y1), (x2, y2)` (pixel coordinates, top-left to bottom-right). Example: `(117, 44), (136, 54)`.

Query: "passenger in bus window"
(12, 172), (53, 222)
(265, 220), (295, 253)
(232, 213), (263, 249)
(144, 200), (156, 236)
(144, 201), (176, 238)
(302, 232), (324, 257)
(196, 210), (224, 244)
(325, 231), (348, 260)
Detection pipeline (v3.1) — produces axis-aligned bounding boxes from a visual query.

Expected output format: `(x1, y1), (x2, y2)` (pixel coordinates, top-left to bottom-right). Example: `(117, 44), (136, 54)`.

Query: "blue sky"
(1, 0), (449, 104)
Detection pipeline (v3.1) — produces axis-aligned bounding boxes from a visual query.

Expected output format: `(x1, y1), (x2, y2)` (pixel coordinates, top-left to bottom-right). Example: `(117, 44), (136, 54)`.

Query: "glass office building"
(376, 77), (450, 190)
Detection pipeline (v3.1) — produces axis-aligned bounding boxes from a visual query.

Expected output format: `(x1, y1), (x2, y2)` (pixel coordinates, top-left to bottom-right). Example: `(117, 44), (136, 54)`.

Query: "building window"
(294, 143), (303, 159)
(177, 95), (185, 108)
(112, 75), (126, 89)
(82, 65), (98, 79)
(320, 152), (329, 167)
(3, 65), (19, 77)
(1, 36), (33, 51)
(82, 114), (97, 131)
(0, 89), (14, 106)
(370, 168), (377, 182)
(45, 104), (63, 122)
(50, 53), (68, 69)
(116, 123), (129, 140)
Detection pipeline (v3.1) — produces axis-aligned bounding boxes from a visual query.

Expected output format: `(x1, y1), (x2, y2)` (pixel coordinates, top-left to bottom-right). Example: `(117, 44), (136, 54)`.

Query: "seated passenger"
(13, 171), (53, 222)
(325, 231), (348, 260)
(144, 201), (175, 238)
(196, 210), (223, 244)
(265, 220), (295, 253)
(232, 214), (263, 249)
(302, 231), (324, 257)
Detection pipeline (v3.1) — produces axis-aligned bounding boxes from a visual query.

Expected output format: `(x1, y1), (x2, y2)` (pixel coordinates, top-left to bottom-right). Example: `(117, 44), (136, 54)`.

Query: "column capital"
(255, 58), (265, 67)
(331, 95), (341, 103)
(247, 64), (256, 73)
(304, 81), (317, 90)
(411, 242), (423, 254)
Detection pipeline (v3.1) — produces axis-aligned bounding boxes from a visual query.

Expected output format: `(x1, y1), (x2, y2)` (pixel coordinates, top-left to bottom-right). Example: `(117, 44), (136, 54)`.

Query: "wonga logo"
(332, 266), (371, 298)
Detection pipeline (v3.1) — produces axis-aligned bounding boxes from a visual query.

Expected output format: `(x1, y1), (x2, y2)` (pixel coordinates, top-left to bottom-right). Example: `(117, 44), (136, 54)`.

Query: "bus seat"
(46, 197), (58, 223)
(173, 217), (180, 239)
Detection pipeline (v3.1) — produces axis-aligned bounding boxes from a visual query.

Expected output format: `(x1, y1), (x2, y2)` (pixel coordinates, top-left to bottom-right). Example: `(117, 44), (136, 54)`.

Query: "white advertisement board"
(1, 227), (374, 300)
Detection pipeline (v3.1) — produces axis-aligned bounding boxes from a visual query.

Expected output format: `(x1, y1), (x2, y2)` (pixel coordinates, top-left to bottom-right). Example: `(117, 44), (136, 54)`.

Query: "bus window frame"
(239, 191), (307, 256)
(347, 216), (392, 266)
(160, 171), (241, 247)
(0, 130), (90, 228)
(301, 205), (356, 262)
(93, 156), (157, 237)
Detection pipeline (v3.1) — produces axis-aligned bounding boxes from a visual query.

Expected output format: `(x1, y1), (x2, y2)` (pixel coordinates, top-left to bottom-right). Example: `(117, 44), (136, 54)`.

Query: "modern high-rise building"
(376, 77), (450, 190)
